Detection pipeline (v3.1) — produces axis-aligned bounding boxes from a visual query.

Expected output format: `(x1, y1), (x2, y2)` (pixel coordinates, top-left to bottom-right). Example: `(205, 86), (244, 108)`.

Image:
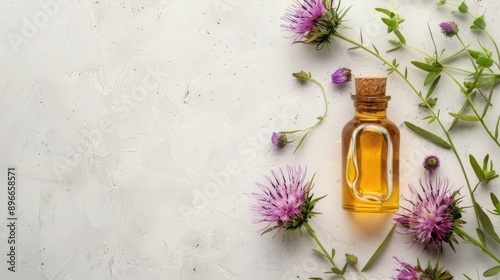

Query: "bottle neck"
(352, 95), (390, 119)
(354, 110), (387, 119)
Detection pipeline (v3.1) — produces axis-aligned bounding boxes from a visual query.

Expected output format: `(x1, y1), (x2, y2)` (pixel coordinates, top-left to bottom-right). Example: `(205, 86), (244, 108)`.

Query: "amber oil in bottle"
(341, 76), (400, 212)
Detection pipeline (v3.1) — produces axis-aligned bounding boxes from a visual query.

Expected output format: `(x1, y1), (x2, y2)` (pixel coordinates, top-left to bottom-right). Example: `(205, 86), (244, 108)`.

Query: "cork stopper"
(351, 76), (390, 113)
(355, 76), (387, 97)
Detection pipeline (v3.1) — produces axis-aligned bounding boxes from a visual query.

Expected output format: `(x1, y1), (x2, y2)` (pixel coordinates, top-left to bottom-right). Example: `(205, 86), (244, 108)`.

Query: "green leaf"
(293, 130), (311, 154)
(394, 29), (406, 44)
(474, 202), (500, 243)
(313, 249), (326, 258)
(411, 61), (442, 72)
(471, 15), (486, 30)
(477, 228), (486, 247)
(341, 263), (348, 274)
(422, 114), (437, 124)
(309, 194), (327, 206)
(424, 71), (438, 86)
(449, 113), (479, 122)
(484, 265), (500, 277)
(375, 7), (394, 17)
(404, 121), (451, 149)
(466, 77), (499, 89)
(491, 192), (500, 207)
(489, 193), (500, 215)
(477, 56), (494, 68)
(309, 278), (323, 280)
(468, 49), (482, 59)
(261, 225), (280, 235)
(426, 74), (441, 96)
(381, 18), (398, 31)
(331, 267), (342, 275)
(483, 154), (490, 171)
(458, 1), (468, 13)
(387, 39), (402, 52)
(331, 248), (336, 259)
(495, 115), (500, 140)
(428, 97), (438, 107)
(470, 154), (487, 182)
(419, 98), (438, 108)
(362, 224), (396, 271)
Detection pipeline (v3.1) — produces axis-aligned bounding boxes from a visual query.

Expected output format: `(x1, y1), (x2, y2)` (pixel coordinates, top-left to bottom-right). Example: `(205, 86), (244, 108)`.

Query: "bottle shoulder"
(342, 118), (400, 133)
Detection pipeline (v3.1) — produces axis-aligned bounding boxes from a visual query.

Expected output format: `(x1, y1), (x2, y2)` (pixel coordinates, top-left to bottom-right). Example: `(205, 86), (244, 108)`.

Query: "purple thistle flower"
(281, 0), (325, 40)
(439, 21), (459, 37)
(271, 132), (287, 147)
(281, 0), (340, 49)
(331, 67), (352, 84)
(393, 258), (420, 280)
(393, 258), (454, 280)
(394, 177), (463, 252)
(251, 165), (320, 233)
(423, 155), (440, 172)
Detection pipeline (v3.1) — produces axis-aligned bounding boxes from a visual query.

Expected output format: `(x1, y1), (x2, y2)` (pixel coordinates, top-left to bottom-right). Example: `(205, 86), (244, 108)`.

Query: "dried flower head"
(271, 132), (287, 147)
(393, 258), (454, 280)
(394, 177), (463, 252)
(331, 67), (352, 84)
(250, 165), (322, 234)
(439, 21), (459, 37)
(282, 0), (340, 49)
(423, 155), (440, 172)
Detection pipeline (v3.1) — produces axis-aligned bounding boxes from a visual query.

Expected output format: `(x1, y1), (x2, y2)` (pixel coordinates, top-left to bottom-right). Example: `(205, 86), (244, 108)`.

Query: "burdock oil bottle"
(341, 76), (400, 212)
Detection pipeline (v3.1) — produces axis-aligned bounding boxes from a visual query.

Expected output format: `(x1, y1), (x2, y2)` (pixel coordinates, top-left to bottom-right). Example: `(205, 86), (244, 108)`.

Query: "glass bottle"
(341, 76), (400, 213)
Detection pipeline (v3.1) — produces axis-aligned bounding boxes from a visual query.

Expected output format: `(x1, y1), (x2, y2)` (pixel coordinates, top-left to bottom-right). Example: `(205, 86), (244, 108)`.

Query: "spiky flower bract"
(394, 177), (464, 252)
(250, 165), (324, 235)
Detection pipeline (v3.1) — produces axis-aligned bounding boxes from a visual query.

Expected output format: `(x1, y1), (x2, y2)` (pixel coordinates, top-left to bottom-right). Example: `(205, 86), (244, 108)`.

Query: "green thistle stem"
(440, 46), (469, 64)
(454, 226), (500, 264)
(442, 64), (475, 74)
(303, 222), (347, 280)
(403, 43), (434, 59)
(455, 34), (478, 73)
(353, 264), (366, 280)
(282, 75), (329, 152)
(311, 77), (329, 122)
(484, 29), (500, 70)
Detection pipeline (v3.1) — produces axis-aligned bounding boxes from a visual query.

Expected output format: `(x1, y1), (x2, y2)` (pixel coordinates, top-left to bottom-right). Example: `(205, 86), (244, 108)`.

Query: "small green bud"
(292, 71), (311, 83)
(345, 253), (358, 265)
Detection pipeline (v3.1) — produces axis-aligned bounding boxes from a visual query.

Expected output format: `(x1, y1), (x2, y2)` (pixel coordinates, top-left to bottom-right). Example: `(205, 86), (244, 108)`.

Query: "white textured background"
(1, 0), (500, 279)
